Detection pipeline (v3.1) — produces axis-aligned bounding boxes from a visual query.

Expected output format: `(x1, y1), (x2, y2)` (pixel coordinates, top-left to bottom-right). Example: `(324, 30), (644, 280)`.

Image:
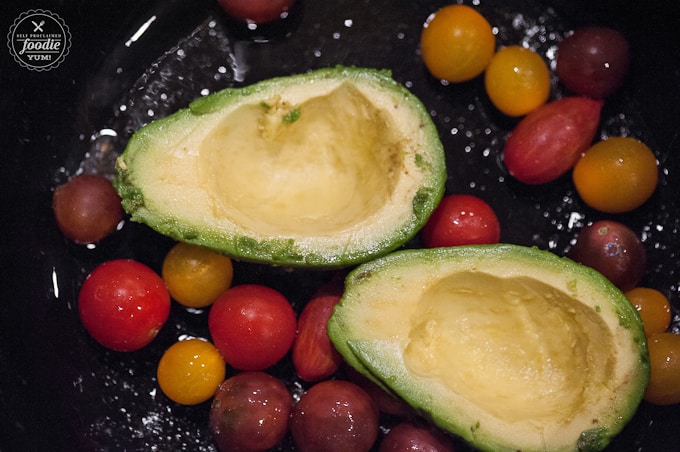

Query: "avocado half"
(328, 244), (649, 452)
(113, 67), (446, 267)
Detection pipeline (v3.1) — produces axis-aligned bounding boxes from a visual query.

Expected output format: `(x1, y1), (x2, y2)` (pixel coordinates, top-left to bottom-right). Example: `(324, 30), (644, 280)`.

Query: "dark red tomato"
(209, 371), (292, 452)
(345, 366), (413, 418)
(208, 284), (296, 370)
(292, 292), (343, 382)
(503, 97), (603, 184)
(569, 220), (647, 292)
(53, 174), (123, 244)
(216, 0), (296, 24)
(556, 26), (631, 99)
(78, 259), (170, 352)
(421, 194), (500, 248)
(379, 422), (454, 452)
(290, 380), (379, 452)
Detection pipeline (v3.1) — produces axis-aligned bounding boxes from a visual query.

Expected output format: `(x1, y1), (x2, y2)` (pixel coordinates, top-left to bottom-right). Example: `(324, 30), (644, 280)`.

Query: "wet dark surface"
(2, 0), (680, 450)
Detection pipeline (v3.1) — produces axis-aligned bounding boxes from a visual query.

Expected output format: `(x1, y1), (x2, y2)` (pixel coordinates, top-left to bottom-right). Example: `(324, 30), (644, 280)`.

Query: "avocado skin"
(328, 244), (650, 452)
(113, 66), (446, 268)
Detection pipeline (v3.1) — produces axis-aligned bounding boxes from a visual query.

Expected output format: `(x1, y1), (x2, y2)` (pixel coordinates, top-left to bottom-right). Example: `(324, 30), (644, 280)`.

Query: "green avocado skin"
(328, 244), (650, 452)
(113, 66), (446, 268)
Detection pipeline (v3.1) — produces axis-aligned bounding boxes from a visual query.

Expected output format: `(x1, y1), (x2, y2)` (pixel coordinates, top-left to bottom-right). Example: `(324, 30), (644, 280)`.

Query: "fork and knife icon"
(32, 20), (45, 32)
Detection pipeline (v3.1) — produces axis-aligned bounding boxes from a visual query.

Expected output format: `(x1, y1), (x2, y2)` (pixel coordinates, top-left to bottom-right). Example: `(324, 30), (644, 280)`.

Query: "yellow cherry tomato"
(157, 338), (226, 405)
(573, 137), (658, 213)
(484, 45), (551, 116)
(420, 5), (495, 83)
(162, 242), (233, 308)
(644, 333), (680, 406)
(625, 287), (671, 338)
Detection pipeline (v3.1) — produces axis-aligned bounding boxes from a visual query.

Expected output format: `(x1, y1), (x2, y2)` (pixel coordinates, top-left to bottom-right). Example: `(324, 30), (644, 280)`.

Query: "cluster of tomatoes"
(419, 4), (678, 406)
(51, 2), (679, 451)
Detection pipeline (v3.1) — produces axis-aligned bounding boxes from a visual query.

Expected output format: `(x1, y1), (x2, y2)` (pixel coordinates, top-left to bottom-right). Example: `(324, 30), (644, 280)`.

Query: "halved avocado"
(113, 67), (446, 267)
(328, 244), (649, 452)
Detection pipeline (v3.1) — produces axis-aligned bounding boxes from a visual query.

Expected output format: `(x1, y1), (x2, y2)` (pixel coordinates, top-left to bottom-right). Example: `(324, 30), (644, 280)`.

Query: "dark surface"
(2, 0), (680, 451)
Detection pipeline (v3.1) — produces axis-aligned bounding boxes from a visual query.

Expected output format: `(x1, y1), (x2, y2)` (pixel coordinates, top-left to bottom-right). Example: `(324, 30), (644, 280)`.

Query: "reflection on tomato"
(78, 259), (171, 352)
(420, 4), (495, 83)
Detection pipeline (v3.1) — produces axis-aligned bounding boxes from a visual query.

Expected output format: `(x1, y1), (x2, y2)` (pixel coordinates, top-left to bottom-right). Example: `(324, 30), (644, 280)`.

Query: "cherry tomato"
(157, 338), (226, 405)
(292, 292), (343, 382)
(556, 26), (631, 99)
(379, 422), (454, 452)
(53, 174), (123, 244)
(420, 5), (495, 83)
(208, 284), (296, 370)
(209, 371), (292, 452)
(573, 137), (658, 214)
(569, 220), (646, 292)
(290, 380), (379, 452)
(625, 287), (672, 338)
(78, 259), (170, 352)
(421, 194), (500, 248)
(644, 333), (680, 405)
(162, 242), (233, 308)
(217, 0), (296, 24)
(503, 97), (602, 184)
(484, 45), (551, 117)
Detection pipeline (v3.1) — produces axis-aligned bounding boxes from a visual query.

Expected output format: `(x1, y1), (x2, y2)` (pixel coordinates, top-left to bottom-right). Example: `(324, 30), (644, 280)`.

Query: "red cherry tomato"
(421, 194), (501, 248)
(503, 97), (602, 184)
(556, 26), (631, 99)
(78, 259), (171, 352)
(217, 0), (296, 24)
(208, 284), (297, 370)
(53, 174), (123, 244)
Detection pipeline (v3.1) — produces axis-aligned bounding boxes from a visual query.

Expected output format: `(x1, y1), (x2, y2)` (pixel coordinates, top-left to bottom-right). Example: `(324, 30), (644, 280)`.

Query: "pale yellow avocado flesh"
(328, 245), (649, 452)
(115, 67), (445, 267)
(198, 84), (402, 235)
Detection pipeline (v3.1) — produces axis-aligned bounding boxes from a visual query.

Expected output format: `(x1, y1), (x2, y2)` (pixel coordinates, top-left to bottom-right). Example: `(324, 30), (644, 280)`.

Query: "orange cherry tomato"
(157, 338), (226, 405)
(644, 333), (680, 406)
(162, 242), (234, 308)
(420, 5), (495, 83)
(484, 46), (551, 117)
(573, 137), (658, 213)
(625, 287), (672, 337)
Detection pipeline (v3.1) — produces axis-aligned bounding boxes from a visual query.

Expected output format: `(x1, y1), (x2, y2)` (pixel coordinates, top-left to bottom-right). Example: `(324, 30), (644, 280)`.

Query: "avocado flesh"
(328, 245), (649, 452)
(114, 67), (445, 267)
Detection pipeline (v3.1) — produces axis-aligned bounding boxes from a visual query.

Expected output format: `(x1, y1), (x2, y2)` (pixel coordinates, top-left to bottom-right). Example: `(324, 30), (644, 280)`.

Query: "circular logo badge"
(7, 9), (71, 71)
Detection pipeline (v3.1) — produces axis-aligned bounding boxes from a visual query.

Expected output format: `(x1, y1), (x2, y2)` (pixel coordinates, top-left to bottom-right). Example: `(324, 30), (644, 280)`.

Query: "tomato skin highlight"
(421, 194), (500, 248)
(78, 259), (171, 352)
(420, 4), (495, 83)
(503, 97), (603, 184)
(208, 284), (297, 371)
